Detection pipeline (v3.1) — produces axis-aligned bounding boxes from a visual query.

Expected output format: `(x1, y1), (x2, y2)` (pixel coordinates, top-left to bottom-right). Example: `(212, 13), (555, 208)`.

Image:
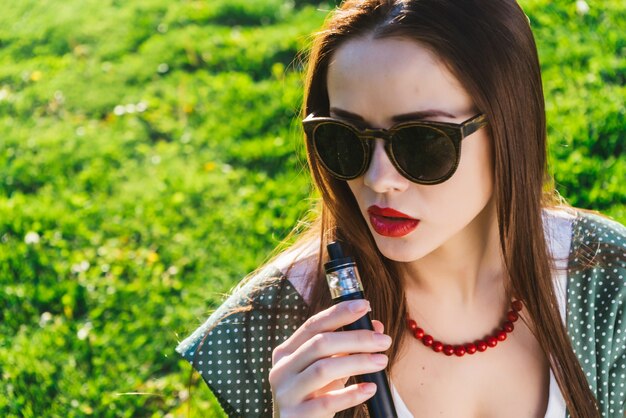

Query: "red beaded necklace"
(405, 300), (524, 357)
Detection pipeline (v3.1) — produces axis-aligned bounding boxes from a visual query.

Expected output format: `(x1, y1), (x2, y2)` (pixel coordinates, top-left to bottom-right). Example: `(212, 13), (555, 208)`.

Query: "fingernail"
(361, 383), (377, 395)
(371, 354), (388, 366)
(348, 300), (369, 313)
(374, 333), (392, 347)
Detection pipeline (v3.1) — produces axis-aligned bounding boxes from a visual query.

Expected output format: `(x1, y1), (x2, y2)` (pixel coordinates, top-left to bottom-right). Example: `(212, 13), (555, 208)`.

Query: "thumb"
(372, 319), (385, 334)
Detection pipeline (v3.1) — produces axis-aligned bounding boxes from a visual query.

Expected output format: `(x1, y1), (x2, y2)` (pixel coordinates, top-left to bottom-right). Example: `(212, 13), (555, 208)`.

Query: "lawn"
(0, 0), (624, 416)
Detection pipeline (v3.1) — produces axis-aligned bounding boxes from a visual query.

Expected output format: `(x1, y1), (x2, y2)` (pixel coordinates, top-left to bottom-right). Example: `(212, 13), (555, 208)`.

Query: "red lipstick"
(367, 205), (419, 237)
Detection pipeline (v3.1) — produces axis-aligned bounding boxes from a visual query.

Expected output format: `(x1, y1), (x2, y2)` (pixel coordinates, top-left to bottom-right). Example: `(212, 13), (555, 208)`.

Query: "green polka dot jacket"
(176, 210), (625, 417)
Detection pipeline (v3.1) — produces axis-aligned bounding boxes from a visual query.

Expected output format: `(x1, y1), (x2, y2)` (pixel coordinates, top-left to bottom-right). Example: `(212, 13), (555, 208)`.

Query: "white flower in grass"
(39, 312), (53, 327)
(576, 0), (589, 15)
(24, 231), (40, 245)
(77, 322), (93, 340)
(0, 87), (10, 101)
(71, 260), (90, 274)
(157, 63), (169, 74)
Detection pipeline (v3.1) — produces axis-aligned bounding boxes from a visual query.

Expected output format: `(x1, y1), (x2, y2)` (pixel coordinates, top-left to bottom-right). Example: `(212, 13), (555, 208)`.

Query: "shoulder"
(541, 206), (625, 268)
(543, 206), (625, 267)
(174, 244), (318, 416)
(542, 207), (577, 263)
(176, 237), (320, 356)
(272, 236), (320, 305)
(565, 208), (625, 300)
(175, 263), (309, 362)
(563, 209), (625, 412)
(571, 209), (626, 250)
(567, 209), (625, 275)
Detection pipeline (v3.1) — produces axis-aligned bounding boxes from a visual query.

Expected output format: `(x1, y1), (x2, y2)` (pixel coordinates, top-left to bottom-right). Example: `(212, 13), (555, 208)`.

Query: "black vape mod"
(324, 241), (398, 418)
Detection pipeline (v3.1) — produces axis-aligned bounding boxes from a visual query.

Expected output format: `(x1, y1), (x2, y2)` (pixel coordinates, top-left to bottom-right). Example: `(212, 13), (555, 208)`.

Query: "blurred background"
(0, 0), (624, 416)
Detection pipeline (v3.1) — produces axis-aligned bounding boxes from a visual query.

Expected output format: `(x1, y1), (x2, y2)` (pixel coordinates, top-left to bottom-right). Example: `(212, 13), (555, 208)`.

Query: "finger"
(310, 377), (348, 398)
(298, 383), (377, 417)
(372, 320), (384, 334)
(288, 329), (392, 374)
(274, 299), (371, 362)
(297, 353), (388, 398)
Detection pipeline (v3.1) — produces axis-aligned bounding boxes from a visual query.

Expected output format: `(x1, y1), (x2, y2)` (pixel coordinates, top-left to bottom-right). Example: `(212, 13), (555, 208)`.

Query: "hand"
(269, 299), (392, 418)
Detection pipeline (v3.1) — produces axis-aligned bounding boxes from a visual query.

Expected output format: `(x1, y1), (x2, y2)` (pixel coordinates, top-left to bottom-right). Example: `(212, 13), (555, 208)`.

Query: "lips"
(367, 205), (420, 237)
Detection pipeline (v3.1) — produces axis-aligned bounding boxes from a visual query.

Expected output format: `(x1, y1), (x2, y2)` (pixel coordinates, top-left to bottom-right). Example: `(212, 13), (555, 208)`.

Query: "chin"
(372, 235), (433, 263)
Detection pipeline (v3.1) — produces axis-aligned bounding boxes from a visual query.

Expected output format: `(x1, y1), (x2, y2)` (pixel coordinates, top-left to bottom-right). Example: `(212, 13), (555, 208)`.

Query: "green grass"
(0, 0), (624, 416)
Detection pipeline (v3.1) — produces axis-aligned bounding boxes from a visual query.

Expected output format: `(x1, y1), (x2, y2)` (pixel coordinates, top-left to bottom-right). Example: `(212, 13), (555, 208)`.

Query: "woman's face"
(326, 36), (495, 263)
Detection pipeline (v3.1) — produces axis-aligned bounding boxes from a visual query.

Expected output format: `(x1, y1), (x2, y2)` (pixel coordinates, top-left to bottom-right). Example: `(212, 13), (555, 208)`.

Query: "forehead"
(326, 37), (472, 125)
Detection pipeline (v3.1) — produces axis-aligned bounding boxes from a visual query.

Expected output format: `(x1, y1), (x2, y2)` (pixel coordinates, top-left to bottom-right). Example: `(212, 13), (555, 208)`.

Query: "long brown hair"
(289, 0), (599, 416)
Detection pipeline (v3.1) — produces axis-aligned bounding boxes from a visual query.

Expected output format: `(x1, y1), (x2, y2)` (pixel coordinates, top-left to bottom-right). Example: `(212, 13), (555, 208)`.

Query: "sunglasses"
(302, 113), (488, 185)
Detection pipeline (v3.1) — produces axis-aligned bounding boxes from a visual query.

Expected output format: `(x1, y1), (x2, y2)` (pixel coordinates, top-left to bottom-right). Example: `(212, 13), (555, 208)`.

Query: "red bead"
(404, 308), (515, 357)
(507, 310), (518, 322)
(414, 327), (425, 339)
(476, 340), (488, 352)
(503, 321), (514, 333)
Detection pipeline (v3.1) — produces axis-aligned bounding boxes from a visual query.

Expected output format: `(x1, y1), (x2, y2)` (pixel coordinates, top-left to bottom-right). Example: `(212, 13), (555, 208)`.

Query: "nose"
(362, 138), (411, 193)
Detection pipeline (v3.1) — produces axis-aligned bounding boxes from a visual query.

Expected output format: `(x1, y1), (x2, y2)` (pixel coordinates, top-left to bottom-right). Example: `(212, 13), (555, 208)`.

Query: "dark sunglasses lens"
(392, 126), (456, 182)
(313, 123), (366, 178)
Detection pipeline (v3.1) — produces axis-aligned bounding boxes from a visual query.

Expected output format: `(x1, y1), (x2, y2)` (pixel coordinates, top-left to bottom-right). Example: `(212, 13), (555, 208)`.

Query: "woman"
(176, 1), (625, 417)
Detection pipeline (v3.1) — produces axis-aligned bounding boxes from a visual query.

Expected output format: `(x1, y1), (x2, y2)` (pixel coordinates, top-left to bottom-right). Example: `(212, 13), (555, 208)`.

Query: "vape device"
(324, 241), (398, 418)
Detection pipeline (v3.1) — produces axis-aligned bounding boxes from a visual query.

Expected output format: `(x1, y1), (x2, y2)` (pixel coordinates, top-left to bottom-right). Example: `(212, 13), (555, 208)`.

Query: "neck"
(400, 197), (506, 307)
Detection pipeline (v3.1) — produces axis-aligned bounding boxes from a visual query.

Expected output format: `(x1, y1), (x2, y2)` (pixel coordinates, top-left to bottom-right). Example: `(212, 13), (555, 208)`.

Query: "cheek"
(346, 180), (363, 206)
(421, 132), (494, 216)
(460, 131), (494, 187)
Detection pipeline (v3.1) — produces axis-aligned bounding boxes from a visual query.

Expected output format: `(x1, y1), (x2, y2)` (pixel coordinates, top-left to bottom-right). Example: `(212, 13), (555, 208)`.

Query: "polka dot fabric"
(565, 212), (625, 417)
(176, 265), (308, 417)
(176, 210), (625, 417)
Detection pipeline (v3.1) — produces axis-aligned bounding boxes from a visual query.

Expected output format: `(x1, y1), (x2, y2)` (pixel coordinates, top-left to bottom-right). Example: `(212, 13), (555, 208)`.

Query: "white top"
(390, 208), (573, 418)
